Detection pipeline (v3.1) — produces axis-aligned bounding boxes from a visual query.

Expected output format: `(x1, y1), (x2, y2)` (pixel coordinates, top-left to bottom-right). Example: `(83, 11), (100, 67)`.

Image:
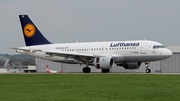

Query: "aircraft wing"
(42, 50), (124, 63)
(43, 50), (95, 59)
(9, 47), (95, 58)
(10, 47), (124, 62)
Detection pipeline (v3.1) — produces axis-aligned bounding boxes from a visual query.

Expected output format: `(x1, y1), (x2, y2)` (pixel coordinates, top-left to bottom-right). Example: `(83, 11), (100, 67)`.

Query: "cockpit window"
(153, 45), (165, 49)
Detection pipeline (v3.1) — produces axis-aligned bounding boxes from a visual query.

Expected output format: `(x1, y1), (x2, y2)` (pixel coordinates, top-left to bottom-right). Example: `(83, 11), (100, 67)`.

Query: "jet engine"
(117, 62), (141, 69)
(93, 56), (114, 69)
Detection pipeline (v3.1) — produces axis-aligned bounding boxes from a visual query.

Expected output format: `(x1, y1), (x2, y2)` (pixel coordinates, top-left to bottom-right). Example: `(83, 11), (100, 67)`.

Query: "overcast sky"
(1, 0), (180, 54)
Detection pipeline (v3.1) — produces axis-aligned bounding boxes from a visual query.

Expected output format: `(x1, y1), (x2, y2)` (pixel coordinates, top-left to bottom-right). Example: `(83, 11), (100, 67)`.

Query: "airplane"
(10, 15), (172, 73)
(45, 65), (58, 73)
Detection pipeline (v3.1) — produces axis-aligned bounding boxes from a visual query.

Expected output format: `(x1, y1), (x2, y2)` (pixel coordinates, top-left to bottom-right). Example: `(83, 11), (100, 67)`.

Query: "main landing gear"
(101, 69), (110, 73)
(82, 67), (110, 73)
(83, 67), (91, 73)
(82, 64), (110, 73)
(82, 63), (91, 73)
(145, 61), (151, 73)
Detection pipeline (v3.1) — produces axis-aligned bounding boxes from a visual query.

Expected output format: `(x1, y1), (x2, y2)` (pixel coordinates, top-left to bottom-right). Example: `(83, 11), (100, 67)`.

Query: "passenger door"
(140, 42), (146, 54)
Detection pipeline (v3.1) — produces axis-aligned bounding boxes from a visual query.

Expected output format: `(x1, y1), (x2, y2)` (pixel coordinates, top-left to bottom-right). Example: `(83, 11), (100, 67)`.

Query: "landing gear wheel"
(145, 69), (151, 73)
(102, 69), (110, 73)
(145, 61), (151, 73)
(83, 67), (91, 73)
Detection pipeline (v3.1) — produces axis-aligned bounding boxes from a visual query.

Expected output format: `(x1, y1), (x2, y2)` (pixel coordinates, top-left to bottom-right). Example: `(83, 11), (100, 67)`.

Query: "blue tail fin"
(19, 15), (51, 46)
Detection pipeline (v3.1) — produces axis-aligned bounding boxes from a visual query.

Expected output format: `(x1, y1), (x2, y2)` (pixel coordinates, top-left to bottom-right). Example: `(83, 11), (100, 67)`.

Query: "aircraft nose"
(165, 49), (172, 58)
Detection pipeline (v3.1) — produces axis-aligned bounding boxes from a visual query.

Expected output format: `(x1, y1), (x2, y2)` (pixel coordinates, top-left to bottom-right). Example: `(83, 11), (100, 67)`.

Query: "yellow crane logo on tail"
(24, 24), (35, 37)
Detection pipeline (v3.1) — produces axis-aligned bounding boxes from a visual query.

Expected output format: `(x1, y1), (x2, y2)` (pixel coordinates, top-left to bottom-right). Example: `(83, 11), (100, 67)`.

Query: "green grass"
(0, 74), (180, 101)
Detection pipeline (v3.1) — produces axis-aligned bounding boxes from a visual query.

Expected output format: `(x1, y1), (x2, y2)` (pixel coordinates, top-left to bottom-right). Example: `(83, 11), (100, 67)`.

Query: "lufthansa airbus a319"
(10, 15), (172, 73)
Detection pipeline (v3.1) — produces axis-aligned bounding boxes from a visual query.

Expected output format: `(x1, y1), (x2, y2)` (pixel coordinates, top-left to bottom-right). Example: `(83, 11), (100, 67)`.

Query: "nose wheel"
(145, 61), (151, 73)
(145, 68), (151, 73)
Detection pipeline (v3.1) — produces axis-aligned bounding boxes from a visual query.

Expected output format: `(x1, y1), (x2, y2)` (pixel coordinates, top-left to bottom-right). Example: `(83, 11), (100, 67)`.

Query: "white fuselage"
(16, 40), (172, 65)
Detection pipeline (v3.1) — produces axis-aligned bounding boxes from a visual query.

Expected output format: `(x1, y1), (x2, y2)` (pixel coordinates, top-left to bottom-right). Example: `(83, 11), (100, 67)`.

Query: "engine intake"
(93, 56), (114, 69)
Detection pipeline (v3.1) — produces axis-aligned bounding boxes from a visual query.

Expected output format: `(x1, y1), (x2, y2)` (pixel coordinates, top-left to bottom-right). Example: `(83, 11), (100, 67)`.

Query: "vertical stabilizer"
(19, 15), (51, 46)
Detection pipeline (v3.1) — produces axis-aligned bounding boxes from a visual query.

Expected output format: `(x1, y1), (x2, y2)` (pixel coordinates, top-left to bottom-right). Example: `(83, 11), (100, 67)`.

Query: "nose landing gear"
(145, 61), (151, 73)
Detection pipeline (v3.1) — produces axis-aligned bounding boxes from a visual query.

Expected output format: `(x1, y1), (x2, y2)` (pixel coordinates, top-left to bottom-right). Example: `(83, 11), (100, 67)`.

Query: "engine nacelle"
(118, 62), (141, 69)
(93, 56), (114, 69)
